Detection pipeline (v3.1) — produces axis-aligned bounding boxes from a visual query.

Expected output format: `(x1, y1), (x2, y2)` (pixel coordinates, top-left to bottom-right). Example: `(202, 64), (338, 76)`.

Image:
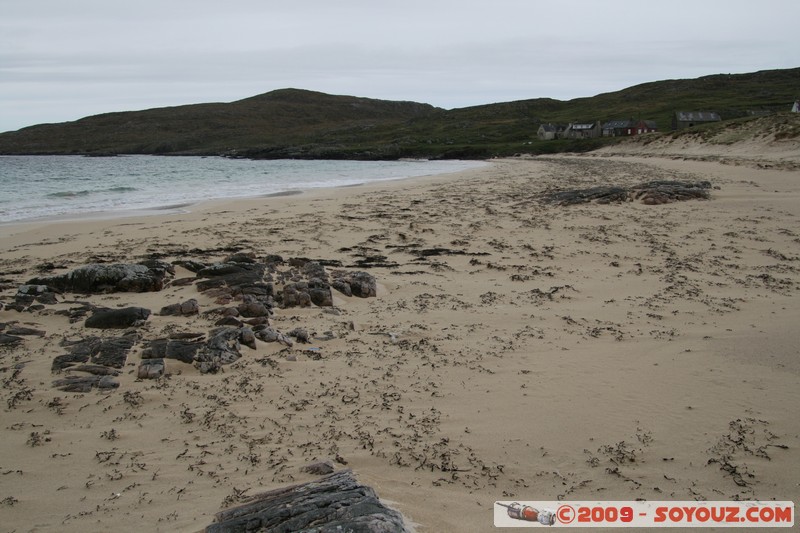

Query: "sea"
(0, 155), (486, 224)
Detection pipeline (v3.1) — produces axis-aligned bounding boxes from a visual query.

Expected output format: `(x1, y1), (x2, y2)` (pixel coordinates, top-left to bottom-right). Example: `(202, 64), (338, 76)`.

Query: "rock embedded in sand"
(67, 364), (119, 376)
(281, 279), (333, 307)
(301, 460), (336, 475)
(215, 316), (243, 327)
(4, 325), (46, 337)
(52, 331), (139, 372)
(52, 374), (119, 393)
(287, 327), (310, 344)
(253, 325), (293, 346)
(173, 259), (207, 273)
(196, 262), (267, 291)
(138, 358), (165, 379)
(194, 327), (246, 373)
(225, 251), (257, 264)
(237, 295), (271, 317)
(158, 298), (200, 316)
(542, 179), (712, 206)
(15, 284), (59, 305)
(240, 327), (257, 350)
(27, 262), (170, 293)
(205, 469), (409, 533)
(0, 333), (24, 346)
(308, 279), (334, 307)
(281, 282), (312, 307)
(331, 270), (378, 298)
(85, 307), (151, 329)
(90, 331), (139, 368)
(141, 335), (204, 364)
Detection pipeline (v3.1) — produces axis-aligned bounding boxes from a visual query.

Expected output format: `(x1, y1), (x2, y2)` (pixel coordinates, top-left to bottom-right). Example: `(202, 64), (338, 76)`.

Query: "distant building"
(602, 119), (658, 137)
(671, 111), (721, 130)
(560, 121), (601, 139)
(537, 123), (566, 140)
(792, 100), (799, 113)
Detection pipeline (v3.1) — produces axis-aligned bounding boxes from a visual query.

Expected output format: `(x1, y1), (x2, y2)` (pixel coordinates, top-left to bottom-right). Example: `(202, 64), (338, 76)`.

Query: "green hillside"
(0, 67), (797, 159)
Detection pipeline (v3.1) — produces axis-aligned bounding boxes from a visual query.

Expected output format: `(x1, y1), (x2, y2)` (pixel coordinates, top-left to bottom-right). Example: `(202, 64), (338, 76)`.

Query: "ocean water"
(0, 155), (485, 223)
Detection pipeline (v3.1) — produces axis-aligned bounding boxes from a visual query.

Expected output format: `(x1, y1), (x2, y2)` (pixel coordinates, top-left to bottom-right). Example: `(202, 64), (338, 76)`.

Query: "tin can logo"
(496, 502), (556, 525)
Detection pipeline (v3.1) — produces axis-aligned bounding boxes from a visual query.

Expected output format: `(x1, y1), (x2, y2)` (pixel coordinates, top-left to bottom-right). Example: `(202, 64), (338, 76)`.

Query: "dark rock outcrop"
(67, 364), (119, 376)
(159, 298), (200, 316)
(28, 263), (169, 293)
(173, 259), (208, 273)
(52, 351), (90, 371)
(205, 469), (409, 533)
(141, 334), (204, 364)
(282, 282), (312, 307)
(85, 307), (151, 329)
(253, 326), (294, 347)
(542, 180), (712, 206)
(52, 331), (138, 373)
(282, 278), (333, 307)
(287, 327), (310, 344)
(237, 295), (271, 318)
(90, 332), (139, 368)
(15, 284), (59, 305)
(331, 271), (377, 298)
(196, 262), (267, 294)
(52, 375), (119, 393)
(240, 327), (257, 350)
(0, 333), (24, 346)
(194, 327), (244, 374)
(3, 325), (46, 337)
(301, 460), (335, 476)
(138, 358), (165, 379)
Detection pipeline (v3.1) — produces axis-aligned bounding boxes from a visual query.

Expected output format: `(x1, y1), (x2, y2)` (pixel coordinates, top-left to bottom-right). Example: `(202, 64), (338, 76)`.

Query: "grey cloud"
(1, 0), (799, 131)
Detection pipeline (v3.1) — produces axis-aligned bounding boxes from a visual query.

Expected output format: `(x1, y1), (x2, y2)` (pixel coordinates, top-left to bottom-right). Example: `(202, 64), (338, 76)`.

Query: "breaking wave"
(46, 186), (138, 198)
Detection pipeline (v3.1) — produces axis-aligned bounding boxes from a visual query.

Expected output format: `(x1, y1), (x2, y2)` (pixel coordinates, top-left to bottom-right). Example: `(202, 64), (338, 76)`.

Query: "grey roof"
(570, 122), (597, 130)
(675, 111), (721, 122)
(539, 123), (565, 132)
(602, 120), (633, 129)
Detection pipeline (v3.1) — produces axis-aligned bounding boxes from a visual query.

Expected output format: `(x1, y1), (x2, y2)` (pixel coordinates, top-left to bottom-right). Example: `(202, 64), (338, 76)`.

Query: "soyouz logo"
(494, 501), (794, 528)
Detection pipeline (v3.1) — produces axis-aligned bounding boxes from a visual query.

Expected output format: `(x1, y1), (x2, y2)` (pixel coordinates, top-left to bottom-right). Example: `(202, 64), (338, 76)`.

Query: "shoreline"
(0, 158), (489, 229)
(0, 154), (798, 532)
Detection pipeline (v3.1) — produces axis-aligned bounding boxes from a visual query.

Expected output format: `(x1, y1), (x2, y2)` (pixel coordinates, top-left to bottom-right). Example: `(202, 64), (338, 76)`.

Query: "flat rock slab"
(15, 284), (59, 305)
(91, 333), (139, 368)
(138, 358), (165, 379)
(542, 180), (712, 206)
(85, 307), (150, 329)
(4, 325), (46, 337)
(0, 333), (24, 346)
(331, 270), (377, 298)
(52, 331), (138, 373)
(141, 335), (204, 364)
(52, 375), (119, 393)
(196, 262), (268, 294)
(194, 327), (244, 374)
(28, 262), (169, 293)
(158, 298), (199, 316)
(205, 469), (409, 533)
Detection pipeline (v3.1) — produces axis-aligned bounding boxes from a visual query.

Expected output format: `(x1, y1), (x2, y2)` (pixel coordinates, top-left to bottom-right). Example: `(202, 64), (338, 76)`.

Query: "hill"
(0, 68), (797, 159)
(0, 89), (439, 157)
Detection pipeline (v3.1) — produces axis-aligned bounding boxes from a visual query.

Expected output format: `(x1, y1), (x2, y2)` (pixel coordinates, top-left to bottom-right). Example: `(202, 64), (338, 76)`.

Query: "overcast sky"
(1, 0), (798, 133)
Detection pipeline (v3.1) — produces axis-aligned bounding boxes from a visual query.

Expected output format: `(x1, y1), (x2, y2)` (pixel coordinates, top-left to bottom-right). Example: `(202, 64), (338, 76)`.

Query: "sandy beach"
(1, 139), (799, 531)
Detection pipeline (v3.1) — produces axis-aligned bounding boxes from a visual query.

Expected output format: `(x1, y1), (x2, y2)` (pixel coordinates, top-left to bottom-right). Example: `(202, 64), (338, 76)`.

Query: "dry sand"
(1, 139), (799, 531)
